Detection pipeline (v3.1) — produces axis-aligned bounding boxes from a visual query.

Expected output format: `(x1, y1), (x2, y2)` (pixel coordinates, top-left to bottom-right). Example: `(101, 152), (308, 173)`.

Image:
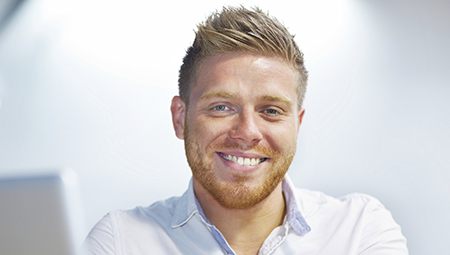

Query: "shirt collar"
(171, 176), (311, 236)
(282, 176), (311, 235)
(170, 179), (200, 228)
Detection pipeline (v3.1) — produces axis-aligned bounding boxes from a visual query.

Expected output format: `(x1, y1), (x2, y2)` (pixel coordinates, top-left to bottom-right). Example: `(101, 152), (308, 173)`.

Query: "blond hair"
(178, 6), (308, 107)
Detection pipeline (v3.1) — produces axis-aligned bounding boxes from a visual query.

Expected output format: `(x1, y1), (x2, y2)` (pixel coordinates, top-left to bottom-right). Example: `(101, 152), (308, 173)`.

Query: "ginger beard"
(184, 125), (295, 209)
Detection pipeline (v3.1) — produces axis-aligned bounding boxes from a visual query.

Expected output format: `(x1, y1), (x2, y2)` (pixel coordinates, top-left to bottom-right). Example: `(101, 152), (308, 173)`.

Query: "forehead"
(191, 52), (299, 103)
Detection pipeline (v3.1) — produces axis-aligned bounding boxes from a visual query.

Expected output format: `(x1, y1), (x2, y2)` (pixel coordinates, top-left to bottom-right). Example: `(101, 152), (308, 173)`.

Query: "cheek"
(188, 116), (229, 146)
(263, 122), (298, 151)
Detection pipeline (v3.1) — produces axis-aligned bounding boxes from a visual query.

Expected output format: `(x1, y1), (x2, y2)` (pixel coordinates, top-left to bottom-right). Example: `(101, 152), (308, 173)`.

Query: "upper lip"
(217, 151), (268, 159)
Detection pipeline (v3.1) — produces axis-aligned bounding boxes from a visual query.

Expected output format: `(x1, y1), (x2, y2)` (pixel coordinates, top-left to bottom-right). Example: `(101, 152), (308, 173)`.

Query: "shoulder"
(83, 212), (116, 255)
(295, 188), (399, 227)
(295, 188), (391, 217)
(84, 195), (183, 255)
(116, 195), (182, 227)
(295, 189), (408, 254)
(111, 194), (186, 234)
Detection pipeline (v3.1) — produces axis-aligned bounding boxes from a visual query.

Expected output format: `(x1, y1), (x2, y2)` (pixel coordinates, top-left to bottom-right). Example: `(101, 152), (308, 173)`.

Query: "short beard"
(184, 125), (294, 209)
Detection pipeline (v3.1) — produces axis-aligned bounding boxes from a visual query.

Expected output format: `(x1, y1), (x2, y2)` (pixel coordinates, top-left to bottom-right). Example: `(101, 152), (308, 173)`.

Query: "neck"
(194, 180), (286, 255)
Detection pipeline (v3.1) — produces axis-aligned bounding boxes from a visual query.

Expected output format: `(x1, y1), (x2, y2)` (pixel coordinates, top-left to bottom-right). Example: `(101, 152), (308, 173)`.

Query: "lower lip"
(215, 153), (265, 173)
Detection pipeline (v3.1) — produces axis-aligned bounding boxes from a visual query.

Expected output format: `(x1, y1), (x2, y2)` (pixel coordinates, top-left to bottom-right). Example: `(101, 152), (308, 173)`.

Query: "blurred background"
(0, 0), (449, 253)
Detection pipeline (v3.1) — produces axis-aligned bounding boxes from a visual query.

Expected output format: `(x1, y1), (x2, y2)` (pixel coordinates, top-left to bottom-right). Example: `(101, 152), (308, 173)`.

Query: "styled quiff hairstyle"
(178, 6), (308, 107)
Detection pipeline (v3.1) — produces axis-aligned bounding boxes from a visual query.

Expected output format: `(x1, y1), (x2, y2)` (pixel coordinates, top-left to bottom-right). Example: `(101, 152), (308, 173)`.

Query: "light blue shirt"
(187, 178), (311, 255)
(85, 177), (408, 254)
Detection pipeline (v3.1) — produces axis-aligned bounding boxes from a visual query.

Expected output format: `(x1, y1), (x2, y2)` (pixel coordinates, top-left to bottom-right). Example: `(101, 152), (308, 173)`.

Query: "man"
(85, 6), (408, 255)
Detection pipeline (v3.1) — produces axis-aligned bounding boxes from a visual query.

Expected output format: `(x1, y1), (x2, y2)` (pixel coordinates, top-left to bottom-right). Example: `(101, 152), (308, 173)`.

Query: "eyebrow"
(199, 91), (293, 107)
(200, 91), (239, 100)
(260, 95), (293, 108)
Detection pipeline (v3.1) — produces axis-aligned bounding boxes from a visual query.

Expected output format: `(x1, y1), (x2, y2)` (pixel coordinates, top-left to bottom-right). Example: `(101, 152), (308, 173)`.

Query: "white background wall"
(0, 0), (449, 254)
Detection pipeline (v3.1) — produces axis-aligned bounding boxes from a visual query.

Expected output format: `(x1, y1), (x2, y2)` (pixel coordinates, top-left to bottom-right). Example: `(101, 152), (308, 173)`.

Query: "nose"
(228, 110), (263, 147)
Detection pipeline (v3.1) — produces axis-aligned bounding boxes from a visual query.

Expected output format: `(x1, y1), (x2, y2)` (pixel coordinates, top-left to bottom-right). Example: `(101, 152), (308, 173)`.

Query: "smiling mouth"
(217, 152), (268, 167)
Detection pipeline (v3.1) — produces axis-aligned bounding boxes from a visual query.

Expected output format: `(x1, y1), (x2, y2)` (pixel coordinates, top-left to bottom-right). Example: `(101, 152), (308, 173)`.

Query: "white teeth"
(222, 154), (263, 166)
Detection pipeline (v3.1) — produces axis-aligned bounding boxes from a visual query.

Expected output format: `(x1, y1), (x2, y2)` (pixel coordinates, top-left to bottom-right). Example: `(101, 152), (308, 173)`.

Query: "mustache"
(211, 142), (280, 158)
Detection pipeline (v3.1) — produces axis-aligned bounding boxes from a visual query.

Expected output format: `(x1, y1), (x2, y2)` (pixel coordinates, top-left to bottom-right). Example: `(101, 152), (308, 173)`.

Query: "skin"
(171, 52), (305, 255)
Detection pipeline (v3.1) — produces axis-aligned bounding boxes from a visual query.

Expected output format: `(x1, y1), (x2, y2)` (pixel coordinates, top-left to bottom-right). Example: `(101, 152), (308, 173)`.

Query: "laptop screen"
(0, 169), (86, 255)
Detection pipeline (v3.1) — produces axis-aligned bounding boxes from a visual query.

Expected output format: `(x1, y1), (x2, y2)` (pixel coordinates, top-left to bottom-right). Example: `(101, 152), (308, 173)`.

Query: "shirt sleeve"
(357, 195), (409, 255)
(83, 213), (117, 255)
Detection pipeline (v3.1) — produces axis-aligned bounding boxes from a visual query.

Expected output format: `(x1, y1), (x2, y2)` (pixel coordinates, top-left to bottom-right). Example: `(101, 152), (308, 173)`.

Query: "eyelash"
(208, 104), (285, 119)
(262, 108), (281, 116)
(210, 104), (232, 112)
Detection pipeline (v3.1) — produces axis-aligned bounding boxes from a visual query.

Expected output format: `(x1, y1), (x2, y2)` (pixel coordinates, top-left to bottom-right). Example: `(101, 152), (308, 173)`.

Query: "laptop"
(0, 169), (86, 255)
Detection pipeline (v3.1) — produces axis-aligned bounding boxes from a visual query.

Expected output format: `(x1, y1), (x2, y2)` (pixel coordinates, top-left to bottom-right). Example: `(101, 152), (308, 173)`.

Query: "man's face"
(171, 52), (304, 209)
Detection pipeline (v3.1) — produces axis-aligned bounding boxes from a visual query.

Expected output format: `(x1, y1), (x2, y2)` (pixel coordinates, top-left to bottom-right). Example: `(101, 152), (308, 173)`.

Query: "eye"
(262, 108), (281, 116)
(211, 104), (231, 112)
(207, 104), (235, 116)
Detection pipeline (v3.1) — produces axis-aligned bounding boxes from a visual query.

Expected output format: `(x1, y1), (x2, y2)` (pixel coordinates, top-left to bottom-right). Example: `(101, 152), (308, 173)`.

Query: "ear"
(170, 96), (186, 139)
(297, 108), (305, 132)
